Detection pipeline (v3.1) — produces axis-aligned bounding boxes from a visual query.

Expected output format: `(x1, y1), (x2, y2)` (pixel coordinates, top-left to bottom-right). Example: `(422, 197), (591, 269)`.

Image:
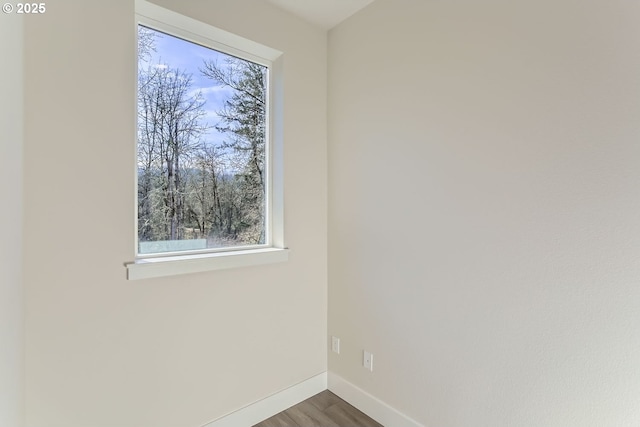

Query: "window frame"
(126, 0), (287, 280)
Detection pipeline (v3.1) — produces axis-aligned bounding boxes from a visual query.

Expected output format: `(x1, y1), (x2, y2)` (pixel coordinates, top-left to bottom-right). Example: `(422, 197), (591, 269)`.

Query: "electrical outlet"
(363, 350), (373, 372)
(331, 336), (340, 354)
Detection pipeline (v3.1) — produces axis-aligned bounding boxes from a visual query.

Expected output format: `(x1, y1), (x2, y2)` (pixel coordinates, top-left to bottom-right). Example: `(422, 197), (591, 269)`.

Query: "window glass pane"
(137, 25), (268, 255)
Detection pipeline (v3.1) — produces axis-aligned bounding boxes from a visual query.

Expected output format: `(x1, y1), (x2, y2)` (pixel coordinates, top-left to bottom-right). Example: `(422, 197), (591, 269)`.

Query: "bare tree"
(138, 26), (158, 62)
(138, 64), (207, 242)
(186, 144), (224, 239)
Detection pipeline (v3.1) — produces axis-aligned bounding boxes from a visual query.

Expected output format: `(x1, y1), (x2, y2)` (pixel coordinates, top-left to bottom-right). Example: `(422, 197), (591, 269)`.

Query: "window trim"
(126, 0), (286, 280)
(126, 248), (289, 280)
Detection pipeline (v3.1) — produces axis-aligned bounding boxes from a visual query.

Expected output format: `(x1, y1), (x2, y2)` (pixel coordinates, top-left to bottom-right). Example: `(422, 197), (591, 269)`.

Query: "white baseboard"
(201, 372), (327, 427)
(199, 371), (422, 427)
(328, 372), (424, 427)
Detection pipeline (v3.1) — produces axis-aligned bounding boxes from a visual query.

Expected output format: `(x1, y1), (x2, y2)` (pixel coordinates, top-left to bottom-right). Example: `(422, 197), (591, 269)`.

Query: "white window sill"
(125, 247), (289, 280)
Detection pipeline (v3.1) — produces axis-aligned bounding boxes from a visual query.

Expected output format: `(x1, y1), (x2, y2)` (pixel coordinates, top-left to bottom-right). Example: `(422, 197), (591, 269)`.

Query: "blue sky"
(139, 26), (234, 148)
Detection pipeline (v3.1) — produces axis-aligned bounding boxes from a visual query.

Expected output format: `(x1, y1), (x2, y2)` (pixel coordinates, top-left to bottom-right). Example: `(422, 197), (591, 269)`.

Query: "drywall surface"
(23, 1), (327, 426)
(0, 12), (24, 427)
(328, 1), (640, 426)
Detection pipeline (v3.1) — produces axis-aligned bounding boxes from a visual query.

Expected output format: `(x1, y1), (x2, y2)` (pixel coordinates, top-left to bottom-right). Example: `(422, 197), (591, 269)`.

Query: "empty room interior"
(2, 0), (640, 426)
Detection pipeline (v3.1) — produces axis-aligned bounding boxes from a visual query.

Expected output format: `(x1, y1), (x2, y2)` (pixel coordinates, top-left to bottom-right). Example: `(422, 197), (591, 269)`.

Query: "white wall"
(328, 1), (640, 426)
(23, 1), (326, 426)
(0, 12), (24, 427)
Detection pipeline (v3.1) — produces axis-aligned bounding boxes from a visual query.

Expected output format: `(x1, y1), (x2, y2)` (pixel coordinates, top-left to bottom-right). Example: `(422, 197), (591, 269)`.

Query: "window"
(126, 1), (287, 280)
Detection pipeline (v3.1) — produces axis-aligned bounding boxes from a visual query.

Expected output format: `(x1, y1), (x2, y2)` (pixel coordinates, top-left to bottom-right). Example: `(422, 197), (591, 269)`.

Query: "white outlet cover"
(364, 350), (373, 371)
(331, 336), (340, 354)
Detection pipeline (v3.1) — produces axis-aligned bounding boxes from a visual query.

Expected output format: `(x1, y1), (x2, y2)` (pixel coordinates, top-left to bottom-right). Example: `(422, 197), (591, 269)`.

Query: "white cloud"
(187, 85), (227, 99)
(201, 86), (227, 95)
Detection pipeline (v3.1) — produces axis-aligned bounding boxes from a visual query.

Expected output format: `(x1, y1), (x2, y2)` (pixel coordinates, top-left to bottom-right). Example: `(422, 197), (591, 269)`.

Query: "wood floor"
(253, 390), (383, 427)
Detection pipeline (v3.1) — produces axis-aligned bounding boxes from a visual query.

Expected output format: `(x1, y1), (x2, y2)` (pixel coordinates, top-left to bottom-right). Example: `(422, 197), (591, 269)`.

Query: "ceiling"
(265, 0), (375, 30)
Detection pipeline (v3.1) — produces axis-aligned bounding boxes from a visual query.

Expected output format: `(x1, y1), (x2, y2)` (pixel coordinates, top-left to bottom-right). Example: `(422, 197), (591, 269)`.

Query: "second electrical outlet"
(363, 350), (373, 372)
